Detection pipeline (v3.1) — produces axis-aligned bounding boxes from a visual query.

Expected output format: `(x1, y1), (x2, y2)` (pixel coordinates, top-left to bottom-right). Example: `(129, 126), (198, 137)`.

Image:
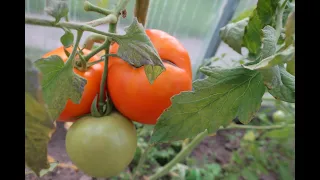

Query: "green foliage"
(25, 58), (56, 176)
(25, 0), (295, 179)
(60, 29), (74, 47)
(243, 0), (280, 56)
(45, 0), (69, 23)
(151, 66), (265, 143)
(34, 55), (87, 120)
(220, 18), (249, 54)
(151, 0), (295, 143)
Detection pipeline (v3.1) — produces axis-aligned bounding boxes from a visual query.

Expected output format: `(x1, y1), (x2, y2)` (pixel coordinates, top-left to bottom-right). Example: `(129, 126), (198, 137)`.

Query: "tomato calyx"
(90, 93), (113, 117)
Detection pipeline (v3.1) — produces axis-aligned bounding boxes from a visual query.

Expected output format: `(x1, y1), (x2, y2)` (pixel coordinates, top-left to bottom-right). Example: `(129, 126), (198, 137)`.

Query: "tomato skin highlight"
(42, 46), (104, 122)
(107, 29), (193, 125)
(65, 112), (137, 178)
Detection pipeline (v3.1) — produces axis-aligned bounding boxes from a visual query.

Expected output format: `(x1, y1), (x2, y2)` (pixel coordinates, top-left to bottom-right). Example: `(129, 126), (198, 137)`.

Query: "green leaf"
(34, 55), (87, 120)
(111, 18), (165, 84)
(243, 0), (280, 56)
(45, 0), (69, 23)
(60, 29), (74, 47)
(268, 66), (295, 102)
(243, 45), (294, 70)
(39, 162), (59, 177)
(260, 25), (277, 59)
(220, 18), (249, 54)
(150, 66), (265, 143)
(25, 58), (55, 176)
(232, 6), (256, 23)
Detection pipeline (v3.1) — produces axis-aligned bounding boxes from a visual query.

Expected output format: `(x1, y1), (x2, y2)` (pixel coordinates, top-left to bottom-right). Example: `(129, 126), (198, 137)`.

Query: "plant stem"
(25, 16), (117, 38)
(98, 31), (113, 112)
(65, 30), (83, 67)
(86, 14), (117, 27)
(84, 1), (113, 16)
(114, 0), (131, 15)
(275, 0), (288, 41)
(134, 0), (150, 26)
(226, 123), (295, 130)
(83, 34), (106, 50)
(149, 131), (208, 180)
(133, 144), (155, 179)
(84, 40), (109, 61)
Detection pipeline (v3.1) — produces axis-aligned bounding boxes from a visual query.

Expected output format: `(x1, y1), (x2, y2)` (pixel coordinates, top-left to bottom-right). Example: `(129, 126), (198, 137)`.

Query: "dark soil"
(24, 122), (259, 180)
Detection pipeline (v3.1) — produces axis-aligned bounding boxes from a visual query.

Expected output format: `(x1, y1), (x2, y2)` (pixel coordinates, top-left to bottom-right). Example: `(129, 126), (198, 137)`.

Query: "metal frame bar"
(198, 0), (240, 79)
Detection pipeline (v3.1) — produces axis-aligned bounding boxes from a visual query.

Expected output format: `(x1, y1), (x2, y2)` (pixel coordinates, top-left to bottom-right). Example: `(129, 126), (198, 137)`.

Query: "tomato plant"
(42, 46), (104, 121)
(66, 112), (137, 178)
(108, 29), (193, 124)
(25, 0), (295, 179)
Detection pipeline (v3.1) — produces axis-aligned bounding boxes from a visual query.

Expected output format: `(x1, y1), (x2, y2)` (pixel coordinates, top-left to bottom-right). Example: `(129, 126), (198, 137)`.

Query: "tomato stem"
(84, 40), (110, 62)
(64, 30), (83, 67)
(275, 0), (288, 41)
(148, 131), (208, 180)
(226, 123), (295, 130)
(86, 14), (117, 27)
(25, 16), (118, 38)
(84, 1), (113, 16)
(83, 34), (106, 50)
(132, 143), (155, 179)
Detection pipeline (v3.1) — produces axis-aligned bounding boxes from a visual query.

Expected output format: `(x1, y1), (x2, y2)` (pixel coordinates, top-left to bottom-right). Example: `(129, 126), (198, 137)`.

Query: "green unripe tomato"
(66, 112), (137, 178)
(272, 110), (287, 122)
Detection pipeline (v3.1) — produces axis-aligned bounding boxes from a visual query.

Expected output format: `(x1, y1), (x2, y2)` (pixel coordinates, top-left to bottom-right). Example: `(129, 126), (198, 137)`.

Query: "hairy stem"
(133, 144), (155, 179)
(134, 0), (150, 26)
(275, 0), (288, 41)
(83, 34), (106, 50)
(98, 24), (116, 113)
(86, 14), (117, 27)
(84, 1), (113, 16)
(226, 123), (295, 130)
(25, 16), (117, 38)
(149, 131), (208, 180)
(84, 40), (109, 61)
(65, 30), (83, 67)
(114, 0), (131, 15)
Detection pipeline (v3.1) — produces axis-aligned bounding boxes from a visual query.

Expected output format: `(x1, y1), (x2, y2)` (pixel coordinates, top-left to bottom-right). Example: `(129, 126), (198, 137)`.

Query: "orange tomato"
(42, 46), (104, 122)
(107, 29), (193, 124)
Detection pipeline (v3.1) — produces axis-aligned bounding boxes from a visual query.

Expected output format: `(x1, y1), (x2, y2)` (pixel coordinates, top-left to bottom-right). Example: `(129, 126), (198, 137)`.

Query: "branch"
(134, 0), (150, 26)
(65, 30), (83, 67)
(275, 0), (288, 41)
(25, 16), (116, 37)
(84, 1), (113, 16)
(114, 0), (131, 15)
(226, 123), (295, 130)
(83, 34), (106, 50)
(149, 130), (208, 180)
(132, 143), (154, 179)
(86, 14), (117, 27)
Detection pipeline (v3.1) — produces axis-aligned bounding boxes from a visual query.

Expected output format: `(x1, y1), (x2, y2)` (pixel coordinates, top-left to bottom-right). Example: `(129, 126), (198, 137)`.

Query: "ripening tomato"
(107, 29), (193, 124)
(42, 46), (104, 122)
(66, 112), (137, 178)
